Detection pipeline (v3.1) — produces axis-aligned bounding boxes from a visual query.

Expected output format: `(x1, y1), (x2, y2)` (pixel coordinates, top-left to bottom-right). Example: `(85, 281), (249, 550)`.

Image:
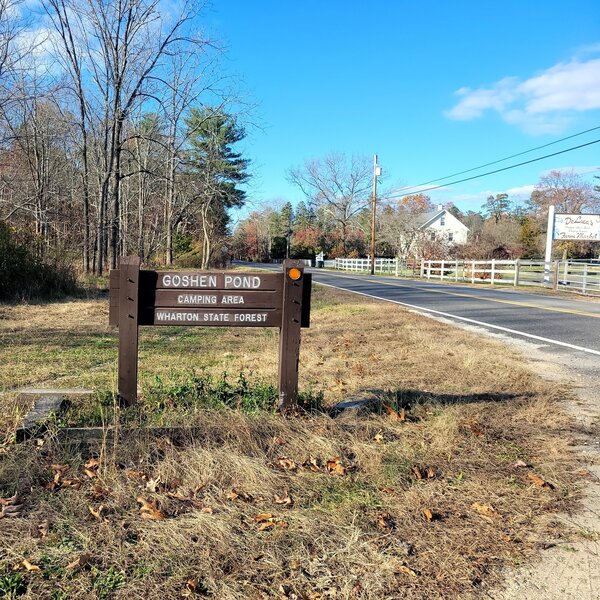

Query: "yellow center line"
(323, 272), (600, 319)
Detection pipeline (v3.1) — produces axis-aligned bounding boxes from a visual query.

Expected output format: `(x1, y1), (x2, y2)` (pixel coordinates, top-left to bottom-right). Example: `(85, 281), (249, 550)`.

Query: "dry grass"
(0, 285), (585, 599)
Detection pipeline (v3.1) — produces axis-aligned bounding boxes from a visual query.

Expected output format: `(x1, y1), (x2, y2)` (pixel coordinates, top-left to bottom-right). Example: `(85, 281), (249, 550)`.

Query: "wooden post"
(440, 260), (445, 281)
(118, 256), (140, 406)
(490, 259), (495, 285)
(583, 264), (588, 294)
(278, 259), (304, 411)
(553, 260), (559, 290)
(514, 259), (520, 287)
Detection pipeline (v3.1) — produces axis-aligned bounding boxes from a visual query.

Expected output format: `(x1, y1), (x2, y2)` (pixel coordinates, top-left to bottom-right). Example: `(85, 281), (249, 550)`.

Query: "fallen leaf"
(422, 508), (435, 522)
(90, 483), (110, 500)
(382, 403), (405, 422)
(51, 464), (70, 474)
(22, 559), (40, 572)
(411, 466), (423, 480)
(88, 505), (106, 521)
(274, 493), (293, 507)
(37, 520), (49, 539)
(257, 521), (275, 531)
(125, 469), (149, 482)
(275, 457), (297, 471)
(226, 489), (252, 503)
(200, 506), (213, 514)
(376, 512), (396, 530)
(0, 493), (18, 506)
(61, 478), (82, 490)
(374, 432), (384, 444)
(181, 578), (197, 597)
(85, 458), (100, 470)
(527, 473), (555, 489)
(84, 458), (100, 479)
(396, 564), (417, 578)
(137, 497), (166, 520)
(66, 553), (90, 571)
(368, 354), (378, 361)
(145, 477), (162, 493)
(253, 512), (273, 523)
(471, 502), (499, 518)
(513, 460), (530, 468)
(426, 466), (436, 479)
(0, 494), (23, 519)
(326, 457), (346, 476)
(302, 457), (321, 472)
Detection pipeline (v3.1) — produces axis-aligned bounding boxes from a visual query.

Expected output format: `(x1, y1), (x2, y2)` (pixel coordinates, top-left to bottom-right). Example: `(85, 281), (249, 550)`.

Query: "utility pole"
(370, 154), (381, 275)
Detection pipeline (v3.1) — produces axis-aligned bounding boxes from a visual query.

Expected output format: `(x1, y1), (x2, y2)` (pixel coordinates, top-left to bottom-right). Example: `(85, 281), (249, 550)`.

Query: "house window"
(430, 232), (436, 241)
(440, 214), (446, 226)
(448, 232), (454, 242)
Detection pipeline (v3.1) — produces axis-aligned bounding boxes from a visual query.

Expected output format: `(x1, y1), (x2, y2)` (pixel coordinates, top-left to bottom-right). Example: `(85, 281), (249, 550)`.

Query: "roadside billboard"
(553, 213), (600, 241)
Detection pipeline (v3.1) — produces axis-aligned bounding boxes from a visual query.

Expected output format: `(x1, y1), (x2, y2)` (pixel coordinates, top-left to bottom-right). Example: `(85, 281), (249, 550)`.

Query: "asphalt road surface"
(247, 263), (600, 357)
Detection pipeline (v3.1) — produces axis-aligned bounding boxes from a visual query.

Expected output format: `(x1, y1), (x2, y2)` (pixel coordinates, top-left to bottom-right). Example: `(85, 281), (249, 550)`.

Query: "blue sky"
(208, 1), (600, 215)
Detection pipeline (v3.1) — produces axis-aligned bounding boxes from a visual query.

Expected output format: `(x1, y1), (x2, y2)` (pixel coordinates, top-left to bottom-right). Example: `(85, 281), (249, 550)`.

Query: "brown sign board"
(109, 258), (312, 411)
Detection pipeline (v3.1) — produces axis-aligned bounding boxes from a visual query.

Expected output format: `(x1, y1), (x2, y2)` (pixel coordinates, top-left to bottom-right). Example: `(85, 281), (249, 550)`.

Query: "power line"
(394, 124), (600, 196)
(384, 137), (600, 200)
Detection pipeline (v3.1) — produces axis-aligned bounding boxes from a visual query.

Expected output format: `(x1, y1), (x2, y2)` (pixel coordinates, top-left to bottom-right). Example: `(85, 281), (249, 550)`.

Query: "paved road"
(248, 263), (600, 357)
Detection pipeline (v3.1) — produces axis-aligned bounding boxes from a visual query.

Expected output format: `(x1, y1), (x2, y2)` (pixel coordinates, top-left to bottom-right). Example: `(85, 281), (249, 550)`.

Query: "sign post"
(118, 256), (140, 406)
(109, 259), (312, 410)
(278, 260), (304, 411)
(543, 205), (555, 284)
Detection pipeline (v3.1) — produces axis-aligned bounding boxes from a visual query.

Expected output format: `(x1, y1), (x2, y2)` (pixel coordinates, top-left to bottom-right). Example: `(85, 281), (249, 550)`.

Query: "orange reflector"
(288, 267), (302, 281)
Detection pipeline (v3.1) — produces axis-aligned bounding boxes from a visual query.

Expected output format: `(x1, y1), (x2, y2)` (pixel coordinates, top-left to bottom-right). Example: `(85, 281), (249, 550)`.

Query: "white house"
(418, 205), (469, 245)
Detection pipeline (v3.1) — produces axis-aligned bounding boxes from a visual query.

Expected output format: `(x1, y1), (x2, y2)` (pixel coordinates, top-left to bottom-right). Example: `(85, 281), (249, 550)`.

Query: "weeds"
(92, 566), (125, 598)
(0, 572), (26, 599)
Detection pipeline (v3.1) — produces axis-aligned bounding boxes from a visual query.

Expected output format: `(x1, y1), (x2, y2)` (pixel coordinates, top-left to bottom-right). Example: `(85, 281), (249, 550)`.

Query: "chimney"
(437, 204), (443, 211)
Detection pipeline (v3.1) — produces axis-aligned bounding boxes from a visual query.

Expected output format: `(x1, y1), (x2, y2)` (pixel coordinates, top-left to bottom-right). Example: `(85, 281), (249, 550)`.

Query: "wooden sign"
(109, 258), (312, 411)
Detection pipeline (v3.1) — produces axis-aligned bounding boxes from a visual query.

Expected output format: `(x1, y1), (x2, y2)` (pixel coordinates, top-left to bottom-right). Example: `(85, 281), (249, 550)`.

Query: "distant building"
(418, 205), (469, 245)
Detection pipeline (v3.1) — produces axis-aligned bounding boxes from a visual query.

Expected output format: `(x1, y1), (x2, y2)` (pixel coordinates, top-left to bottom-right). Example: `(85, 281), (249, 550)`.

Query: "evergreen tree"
(185, 107), (250, 267)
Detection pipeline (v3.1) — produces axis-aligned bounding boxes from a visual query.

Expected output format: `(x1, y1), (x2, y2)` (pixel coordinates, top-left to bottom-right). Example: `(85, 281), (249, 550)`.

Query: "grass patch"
(0, 283), (585, 598)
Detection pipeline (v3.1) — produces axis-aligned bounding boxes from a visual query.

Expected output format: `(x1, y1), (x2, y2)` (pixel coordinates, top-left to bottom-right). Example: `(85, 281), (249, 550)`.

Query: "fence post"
(514, 259), (520, 287)
(440, 260), (445, 281)
(455, 260), (459, 282)
(395, 257), (399, 277)
(583, 264), (588, 294)
(420, 259), (424, 278)
(490, 259), (495, 285)
(471, 260), (475, 284)
(427, 261), (431, 279)
(553, 261), (559, 290)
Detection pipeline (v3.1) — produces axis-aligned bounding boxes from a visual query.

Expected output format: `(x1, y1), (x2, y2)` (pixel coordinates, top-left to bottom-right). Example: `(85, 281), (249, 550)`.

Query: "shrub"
(0, 222), (78, 301)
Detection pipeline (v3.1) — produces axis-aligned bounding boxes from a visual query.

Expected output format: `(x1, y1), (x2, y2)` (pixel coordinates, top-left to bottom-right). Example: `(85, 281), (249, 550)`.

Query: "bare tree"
(288, 153), (372, 255)
(45, 0), (210, 273)
(529, 169), (598, 215)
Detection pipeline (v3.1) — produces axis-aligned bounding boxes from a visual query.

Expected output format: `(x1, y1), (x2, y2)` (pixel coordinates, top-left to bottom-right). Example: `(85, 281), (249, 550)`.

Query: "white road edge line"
(316, 281), (600, 357)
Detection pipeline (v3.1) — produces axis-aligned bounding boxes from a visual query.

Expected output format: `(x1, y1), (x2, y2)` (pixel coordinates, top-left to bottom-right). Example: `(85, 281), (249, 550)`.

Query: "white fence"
(324, 256), (600, 297)
(420, 259), (600, 296)
(329, 257), (403, 275)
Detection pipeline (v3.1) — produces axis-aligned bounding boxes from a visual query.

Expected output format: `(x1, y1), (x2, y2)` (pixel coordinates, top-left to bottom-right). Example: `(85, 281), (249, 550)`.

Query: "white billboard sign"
(553, 213), (600, 241)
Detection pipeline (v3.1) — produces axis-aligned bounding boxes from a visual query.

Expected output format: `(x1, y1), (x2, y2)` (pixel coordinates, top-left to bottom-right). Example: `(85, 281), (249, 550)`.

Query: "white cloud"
(445, 53), (600, 134)
(539, 165), (600, 177)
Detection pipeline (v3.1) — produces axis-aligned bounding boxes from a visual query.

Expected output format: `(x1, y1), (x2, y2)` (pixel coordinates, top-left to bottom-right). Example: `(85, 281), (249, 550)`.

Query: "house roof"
(417, 209), (469, 231)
